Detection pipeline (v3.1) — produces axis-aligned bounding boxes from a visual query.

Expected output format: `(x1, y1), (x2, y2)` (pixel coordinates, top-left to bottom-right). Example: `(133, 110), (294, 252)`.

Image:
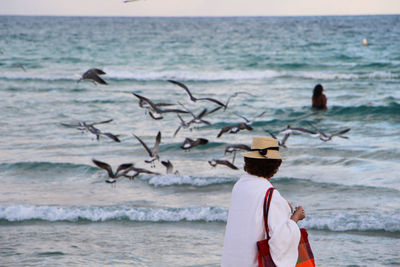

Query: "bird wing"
(161, 160), (173, 174)
(115, 163), (134, 176)
(266, 130), (278, 139)
(307, 123), (328, 137)
(280, 133), (291, 147)
(132, 93), (158, 110)
(252, 111), (266, 122)
(217, 126), (231, 138)
(61, 122), (80, 127)
(90, 119), (113, 126)
(133, 134), (153, 156)
(90, 68), (106, 75)
(233, 112), (250, 123)
(92, 159), (114, 178)
(239, 123), (253, 130)
(234, 144), (251, 151)
(195, 138), (209, 145)
(207, 105), (223, 115)
(332, 128), (351, 137)
(173, 126), (182, 137)
(217, 160), (238, 170)
(291, 127), (317, 135)
(196, 108), (208, 119)
(131, 166), (160, 175)
(84, 70), (107, 85)
(157, 108), (190, 114)
(101, 132), (121, 142)
(197, 97), (226, 107)
(152, 131), (161, 156)
(168, 80), (196, 101)
(149, 112), (164, 120)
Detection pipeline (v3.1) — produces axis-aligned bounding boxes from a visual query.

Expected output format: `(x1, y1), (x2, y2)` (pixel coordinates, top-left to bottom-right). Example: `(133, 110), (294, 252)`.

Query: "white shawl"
(221, 173), (300, 267)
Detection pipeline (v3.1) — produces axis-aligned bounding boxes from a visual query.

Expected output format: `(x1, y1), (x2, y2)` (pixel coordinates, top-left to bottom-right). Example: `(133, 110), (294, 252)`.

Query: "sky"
(1, 0), (400, 17)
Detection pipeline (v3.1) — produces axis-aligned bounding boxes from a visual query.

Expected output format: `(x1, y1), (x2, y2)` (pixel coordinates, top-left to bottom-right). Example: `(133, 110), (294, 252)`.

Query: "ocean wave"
(1, 204), (399, 233)
(147, 174), (236, 187)
(0, 162), (97, 178)
(303, 210), (400, 233)
(0, 69), (398, 83)
(0, 205), (227, 223)
(329, 102), (400, 120)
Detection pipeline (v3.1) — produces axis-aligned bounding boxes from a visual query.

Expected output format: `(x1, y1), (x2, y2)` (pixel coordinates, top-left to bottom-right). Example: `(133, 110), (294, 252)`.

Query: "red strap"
(263, 188), (274, 239)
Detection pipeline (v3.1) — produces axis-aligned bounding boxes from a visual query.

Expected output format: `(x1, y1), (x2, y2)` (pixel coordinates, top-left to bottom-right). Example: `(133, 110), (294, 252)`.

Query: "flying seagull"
(266, 130), (291, 148)
(92, 159), (133, 183)
(61, 119), (119, 142)
(161, 160), (180, 175)
(122, 166), (160, 180)
(233, 111), (266, 124)
(224, 144), (251, 163)
(132, 93), (189, 120)
(217, 122), (253, 138)
(208, 159), (239, 170)
(277, 125), (318, 137)
(224, 91), (254, 111)
(78, 68), (108, 85)
(168, 80), (226, 107)
(180, 137), (208, 151)
(133, 131), (161, 166)
(308, 123), (351, 142)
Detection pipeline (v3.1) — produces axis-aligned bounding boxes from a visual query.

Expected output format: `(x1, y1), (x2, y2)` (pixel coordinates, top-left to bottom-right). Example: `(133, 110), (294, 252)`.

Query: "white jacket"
(221, 173), (300, 267)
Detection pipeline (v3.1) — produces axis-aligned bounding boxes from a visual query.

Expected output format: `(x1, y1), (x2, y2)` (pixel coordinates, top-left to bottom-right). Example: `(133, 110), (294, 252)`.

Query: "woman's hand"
(290, 206), (305, 223)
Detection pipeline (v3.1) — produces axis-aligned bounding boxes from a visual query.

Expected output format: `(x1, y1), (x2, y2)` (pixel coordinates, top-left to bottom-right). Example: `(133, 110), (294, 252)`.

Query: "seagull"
(61, 119), (113, 129)
(161, 160), (179, 175)
(168, 80), (226, 107)
(78, 68), (108, 85)
(266, 130), (291, 148)
(277, 125), (318, 137)
(208, 159), (239, 170)
(224, 144), (251, 164)
(132, 93), (189, 120)
(178, 108), (212, 132)
(15, 64), (27, 72)
(87, 125), (121, 142)
(217, 122), (253, 138)
(122, 166), (160, 180)
(233, 111), (266, 124)
(180, 137), (208, 151)
(61, 119), (119, 142)
(308, 123), (351, 142)
(133, 131), (161, 167)
(224, 91), (254, 111)
(92, 159), (134, 183)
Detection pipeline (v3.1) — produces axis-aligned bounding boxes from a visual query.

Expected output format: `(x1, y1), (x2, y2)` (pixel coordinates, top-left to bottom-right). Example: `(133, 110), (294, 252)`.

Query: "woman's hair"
(313, 84), (323, 97)
(244, 157), (282, 179)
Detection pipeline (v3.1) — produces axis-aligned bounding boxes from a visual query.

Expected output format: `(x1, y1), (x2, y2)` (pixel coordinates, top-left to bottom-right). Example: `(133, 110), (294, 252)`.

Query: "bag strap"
(263, 187), (274, 239)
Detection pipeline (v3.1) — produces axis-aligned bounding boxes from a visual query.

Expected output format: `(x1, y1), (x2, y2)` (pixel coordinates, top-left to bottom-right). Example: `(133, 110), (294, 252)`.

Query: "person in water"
(312, 84), (327, 110)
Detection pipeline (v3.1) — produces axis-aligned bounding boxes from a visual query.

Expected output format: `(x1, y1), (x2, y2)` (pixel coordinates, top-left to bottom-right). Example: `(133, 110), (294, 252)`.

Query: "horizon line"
(1, 13), (399, 18)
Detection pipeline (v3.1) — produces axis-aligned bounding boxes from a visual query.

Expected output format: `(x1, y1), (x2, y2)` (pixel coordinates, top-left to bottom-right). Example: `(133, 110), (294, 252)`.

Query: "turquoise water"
(0, 15), (400, 266)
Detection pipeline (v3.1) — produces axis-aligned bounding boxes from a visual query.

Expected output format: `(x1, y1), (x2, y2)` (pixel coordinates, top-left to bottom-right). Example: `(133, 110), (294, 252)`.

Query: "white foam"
(148, 174), (235, 187)
(0, 205), (227, 222)
(300, 210), (400, 232)
(1, 205), (399, 232)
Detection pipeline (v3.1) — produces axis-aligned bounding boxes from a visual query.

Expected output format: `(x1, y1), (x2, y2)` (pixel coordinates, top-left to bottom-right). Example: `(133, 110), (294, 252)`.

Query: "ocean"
(0, 15), (399, 266)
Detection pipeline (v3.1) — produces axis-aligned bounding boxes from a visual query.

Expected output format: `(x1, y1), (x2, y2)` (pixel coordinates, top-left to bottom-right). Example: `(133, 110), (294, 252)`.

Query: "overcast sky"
(1, 0), (400, 17)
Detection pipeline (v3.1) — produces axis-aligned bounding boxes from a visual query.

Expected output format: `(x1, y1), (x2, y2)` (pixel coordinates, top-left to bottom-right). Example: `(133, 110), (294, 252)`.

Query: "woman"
(221, 137), (305, 267)
(312, 84), (327, 110)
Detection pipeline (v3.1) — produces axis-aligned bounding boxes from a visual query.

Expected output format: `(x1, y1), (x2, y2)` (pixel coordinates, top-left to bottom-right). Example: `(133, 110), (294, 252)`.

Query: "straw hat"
(241, 136), (281, 159)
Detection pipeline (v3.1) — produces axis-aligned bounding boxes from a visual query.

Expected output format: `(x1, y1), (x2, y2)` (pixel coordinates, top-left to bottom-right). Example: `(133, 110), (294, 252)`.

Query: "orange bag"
(257, 188), (315, 267)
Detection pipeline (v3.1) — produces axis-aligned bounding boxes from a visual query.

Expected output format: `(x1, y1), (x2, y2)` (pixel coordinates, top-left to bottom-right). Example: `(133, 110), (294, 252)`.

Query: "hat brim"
(241, 150), (282, 159)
